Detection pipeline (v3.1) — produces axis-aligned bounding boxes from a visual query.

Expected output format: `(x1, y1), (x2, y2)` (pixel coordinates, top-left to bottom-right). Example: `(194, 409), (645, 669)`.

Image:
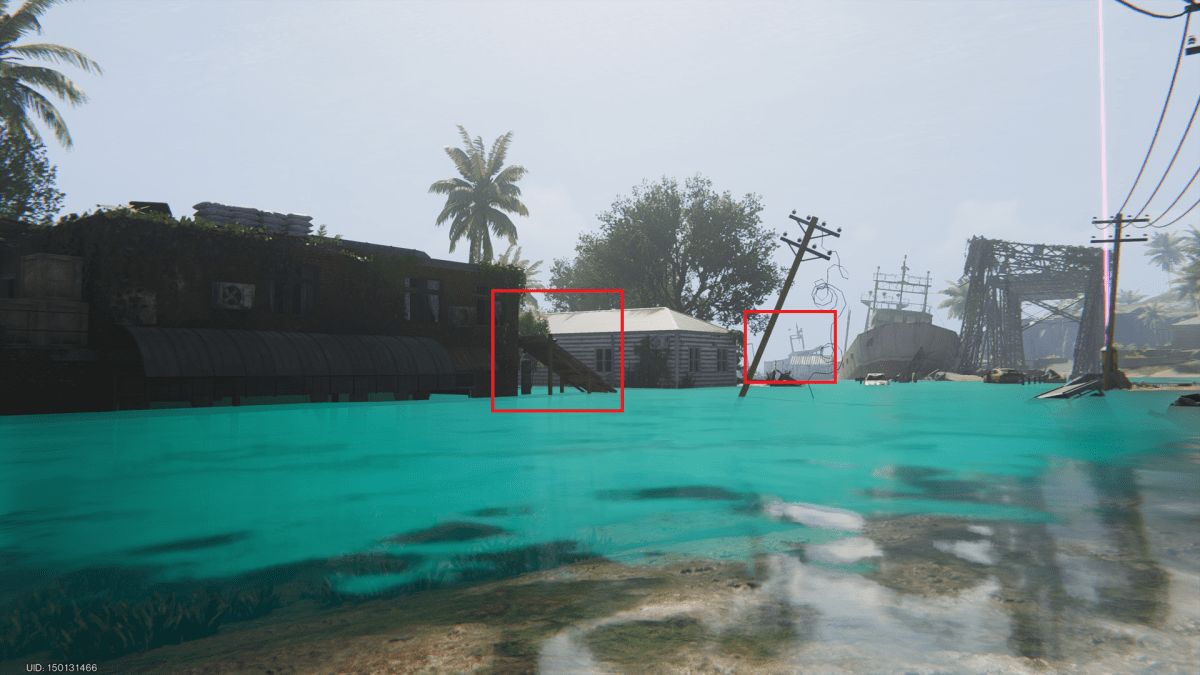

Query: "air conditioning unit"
(212, 282), (255, 310)
(448, 306), (475, 327)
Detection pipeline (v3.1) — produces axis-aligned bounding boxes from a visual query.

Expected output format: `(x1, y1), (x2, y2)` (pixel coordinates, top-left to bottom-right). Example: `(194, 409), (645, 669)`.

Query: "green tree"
(937, 277), (969, 319)
(0, 129), (61, 223)
(0, 0), (102, 149)
(1145, 231), (1186, 282)
(549, 174), (784, 331)
(428, 124), (528, 264)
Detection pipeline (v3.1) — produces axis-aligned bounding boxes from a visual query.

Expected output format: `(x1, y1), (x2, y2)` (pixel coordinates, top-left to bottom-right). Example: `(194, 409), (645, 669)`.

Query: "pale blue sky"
(33, 0), (1200, 360)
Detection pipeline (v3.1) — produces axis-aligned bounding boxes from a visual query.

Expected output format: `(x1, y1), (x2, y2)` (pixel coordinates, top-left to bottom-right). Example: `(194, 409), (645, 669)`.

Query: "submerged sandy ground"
(8, 501), (1194, 675)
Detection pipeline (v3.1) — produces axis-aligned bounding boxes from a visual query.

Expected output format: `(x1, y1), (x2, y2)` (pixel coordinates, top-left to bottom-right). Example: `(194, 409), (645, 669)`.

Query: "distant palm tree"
(495, 243), (544, 309)
(1117, 289), (1146, 306)
(937, 277), (969, 319)
(1185, 226), (1200, 256)
(0, 0), (102, 149)
(1173, 258), (1200, 311)
(429, 124), (529, 264)
(1145, 231), (1187, 282)
(1140, 302), (1166, 347)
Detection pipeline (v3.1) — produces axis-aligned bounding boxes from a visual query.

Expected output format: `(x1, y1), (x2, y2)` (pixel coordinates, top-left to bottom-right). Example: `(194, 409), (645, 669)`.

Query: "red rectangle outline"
(491, 289), (625, 413)
(743, 310), (838, 384)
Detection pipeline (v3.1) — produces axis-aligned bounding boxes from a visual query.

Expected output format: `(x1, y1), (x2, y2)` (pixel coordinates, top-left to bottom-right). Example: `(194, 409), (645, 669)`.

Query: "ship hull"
(839, 322), (960, 381)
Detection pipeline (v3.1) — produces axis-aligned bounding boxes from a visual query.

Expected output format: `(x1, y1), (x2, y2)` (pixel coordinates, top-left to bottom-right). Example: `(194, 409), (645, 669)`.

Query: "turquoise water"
(2, 382), (1199, 671)
(0, 382), (1187, 587)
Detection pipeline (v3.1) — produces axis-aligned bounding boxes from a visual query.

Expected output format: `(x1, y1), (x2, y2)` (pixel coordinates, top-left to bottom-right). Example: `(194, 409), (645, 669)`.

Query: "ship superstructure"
(839, 257), (960, 381)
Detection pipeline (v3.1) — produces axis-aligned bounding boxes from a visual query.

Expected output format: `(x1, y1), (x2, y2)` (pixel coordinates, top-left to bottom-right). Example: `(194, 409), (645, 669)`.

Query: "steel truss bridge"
(956, 237), (1104, 379)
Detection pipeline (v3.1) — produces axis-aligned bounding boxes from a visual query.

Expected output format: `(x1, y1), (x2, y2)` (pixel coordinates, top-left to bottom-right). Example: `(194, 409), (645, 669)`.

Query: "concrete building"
(527, 307), (739, 389)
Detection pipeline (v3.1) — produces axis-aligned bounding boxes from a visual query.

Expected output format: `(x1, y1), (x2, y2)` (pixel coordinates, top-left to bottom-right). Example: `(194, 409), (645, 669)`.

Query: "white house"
(527, 307), (739, 388)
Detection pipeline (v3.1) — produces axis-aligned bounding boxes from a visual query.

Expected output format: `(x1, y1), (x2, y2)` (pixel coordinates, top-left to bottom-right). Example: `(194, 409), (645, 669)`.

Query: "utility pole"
(1090, 214), (1148, 390)
(739, 212), (842, 397)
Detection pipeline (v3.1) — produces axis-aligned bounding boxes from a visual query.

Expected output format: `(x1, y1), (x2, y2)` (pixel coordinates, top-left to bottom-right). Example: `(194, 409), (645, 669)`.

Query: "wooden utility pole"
(1090, 214), (1148, 390)
(739, 212), (841, 397)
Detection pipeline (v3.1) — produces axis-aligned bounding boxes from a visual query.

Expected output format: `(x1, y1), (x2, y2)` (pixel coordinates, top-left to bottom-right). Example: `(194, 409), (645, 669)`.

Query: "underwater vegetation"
(0, 583), (279, 662)
(380, 521), (509, 544)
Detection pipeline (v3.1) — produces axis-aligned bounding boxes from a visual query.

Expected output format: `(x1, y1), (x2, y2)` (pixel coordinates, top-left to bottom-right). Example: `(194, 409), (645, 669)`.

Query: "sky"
(30, 0), (1200, 362)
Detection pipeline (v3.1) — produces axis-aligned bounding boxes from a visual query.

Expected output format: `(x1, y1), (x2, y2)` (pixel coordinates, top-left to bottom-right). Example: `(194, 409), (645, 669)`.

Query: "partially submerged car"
(984, 368), (1025, 384)
(862, 373), (890, 386)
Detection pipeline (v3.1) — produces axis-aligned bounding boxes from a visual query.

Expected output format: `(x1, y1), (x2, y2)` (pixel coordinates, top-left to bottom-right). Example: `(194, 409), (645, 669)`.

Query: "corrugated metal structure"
(526, 308), (739, 389)
(759, 347), (835, 381)
(114, 327), (468, 408)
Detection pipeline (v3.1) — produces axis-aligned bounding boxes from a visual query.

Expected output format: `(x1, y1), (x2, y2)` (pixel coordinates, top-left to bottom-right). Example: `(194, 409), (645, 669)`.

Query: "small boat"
(1170, 393), (1200, 407)
(862, 373), (890, 386)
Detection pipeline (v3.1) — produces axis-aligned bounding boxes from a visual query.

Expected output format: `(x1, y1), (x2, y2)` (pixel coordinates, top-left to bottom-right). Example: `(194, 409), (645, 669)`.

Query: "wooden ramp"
(518, 335), (617, 394)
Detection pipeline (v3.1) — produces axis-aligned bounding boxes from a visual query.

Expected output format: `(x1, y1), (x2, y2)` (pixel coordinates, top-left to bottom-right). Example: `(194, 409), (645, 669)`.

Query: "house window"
(716, 348), (728, 372)
(404, 277), (441, 323)
(688, 347), (701, 372)
(269, 264), (318, 315)
(595, 348), (613, 373)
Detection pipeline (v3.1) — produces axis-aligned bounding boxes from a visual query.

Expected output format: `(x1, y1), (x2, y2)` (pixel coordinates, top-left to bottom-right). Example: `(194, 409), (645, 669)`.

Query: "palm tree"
(1185, 226), (1200, 256)
(1140, 302), (1165, 347)
(1173, 257), (1200, 311)
(429, 124), (529, 264)
(0, 0), (102, 149)
(1117, 289), (1146, 306)
(495, 243), (544, 309)
(937, 277), (969, 319)
(1145, 231), (1187, 282)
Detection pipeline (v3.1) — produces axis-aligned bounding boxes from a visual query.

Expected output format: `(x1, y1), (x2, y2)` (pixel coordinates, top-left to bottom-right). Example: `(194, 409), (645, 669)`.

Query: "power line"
(1111, 0), (1189, 19)
(1139, 163), (1200, 226)
(1134, 91), (1200, 218)
(1116, 11), (1191, 214)
(1151, 192), (1200, 227)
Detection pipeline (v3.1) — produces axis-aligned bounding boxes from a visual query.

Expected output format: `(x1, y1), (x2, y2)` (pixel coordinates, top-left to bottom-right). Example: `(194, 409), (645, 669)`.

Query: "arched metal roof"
(124, 327), (460, 381)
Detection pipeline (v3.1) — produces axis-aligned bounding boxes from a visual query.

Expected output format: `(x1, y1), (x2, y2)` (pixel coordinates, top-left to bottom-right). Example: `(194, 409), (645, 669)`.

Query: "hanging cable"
(1116, 11), (1191, 214)
(1135, 90), (1200, 218)
(1151, 192), (1200, 228)
(1112, 0), (1189, 19)
(1139, 163), (1200, 227)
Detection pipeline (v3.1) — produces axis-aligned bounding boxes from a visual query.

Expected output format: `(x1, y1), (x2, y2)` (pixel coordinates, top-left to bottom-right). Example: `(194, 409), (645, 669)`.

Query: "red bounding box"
(491, 289), (625, 413)
(743, 309), (838, 385)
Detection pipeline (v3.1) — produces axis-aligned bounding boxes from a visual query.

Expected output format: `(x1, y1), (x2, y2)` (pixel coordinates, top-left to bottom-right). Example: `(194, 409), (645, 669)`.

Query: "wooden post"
(547, 334), (554, 396)
(740, 214), (825, 397)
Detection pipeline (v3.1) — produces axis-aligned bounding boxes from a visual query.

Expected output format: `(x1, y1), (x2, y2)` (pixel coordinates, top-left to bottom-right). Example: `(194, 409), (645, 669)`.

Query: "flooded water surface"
(1, 382), (1198, 674)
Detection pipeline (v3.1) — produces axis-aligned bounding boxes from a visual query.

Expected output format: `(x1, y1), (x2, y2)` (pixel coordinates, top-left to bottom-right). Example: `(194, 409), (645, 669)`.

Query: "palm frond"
(3, 82), (68, 146)
(2, 63), (87, 104)
(427, 177), (471, 195)
(494, 164), (527, 186)
(5, 42), (102, 73)
(441, 145), (475, 181)
(493, 193), (529, 217)
(486, 130), (513, 177)
(485, 207), (519, 244)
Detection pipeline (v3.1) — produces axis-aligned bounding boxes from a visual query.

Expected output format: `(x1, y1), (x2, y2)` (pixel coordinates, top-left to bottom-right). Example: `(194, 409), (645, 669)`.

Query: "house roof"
(545, 307), (731, 335)
(1170, 316), (1200, 327)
